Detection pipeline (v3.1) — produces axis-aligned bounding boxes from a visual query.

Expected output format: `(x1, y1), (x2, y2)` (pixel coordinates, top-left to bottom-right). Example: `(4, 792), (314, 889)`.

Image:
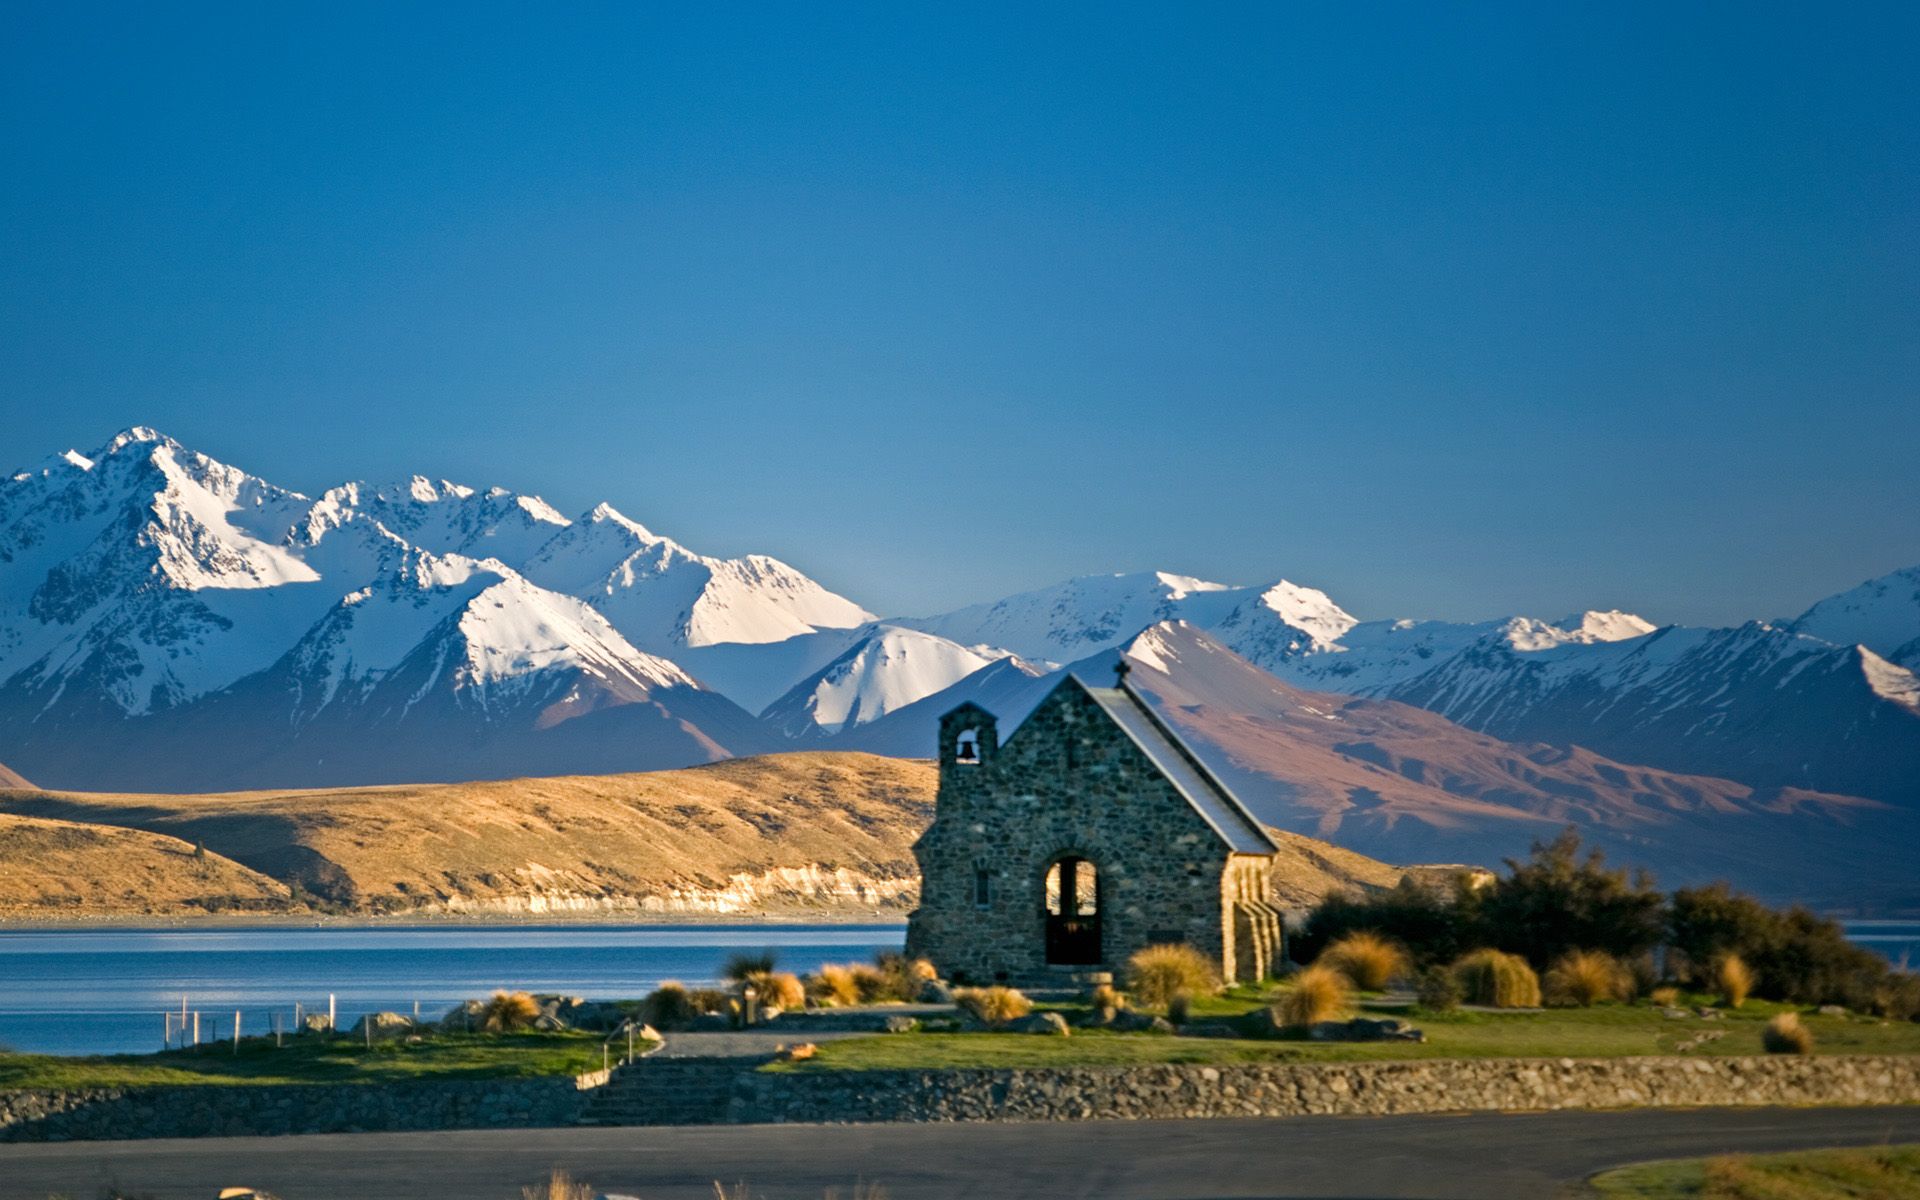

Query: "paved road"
(4, 1107), (1918, 1200)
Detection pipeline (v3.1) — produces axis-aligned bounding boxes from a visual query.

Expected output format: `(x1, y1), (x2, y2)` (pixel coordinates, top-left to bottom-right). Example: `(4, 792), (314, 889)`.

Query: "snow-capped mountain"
(3, 428), (1917, 823)
(893, 570), (1355, 667)
(521, 502), (874, 654)
(1788, 565), (1920, 671)
(759, 625), (1010, 738)
(0, 429), (851, 788)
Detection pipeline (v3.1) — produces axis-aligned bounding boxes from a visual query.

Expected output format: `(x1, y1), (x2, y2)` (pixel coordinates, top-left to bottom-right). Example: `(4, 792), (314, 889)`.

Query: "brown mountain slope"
(0, 813), (290, 916)
(0, 761), (31, 789)
(1, 753), (935, 917)
(0, 751), (1443, 919)
(1115, 623), (1917, 909)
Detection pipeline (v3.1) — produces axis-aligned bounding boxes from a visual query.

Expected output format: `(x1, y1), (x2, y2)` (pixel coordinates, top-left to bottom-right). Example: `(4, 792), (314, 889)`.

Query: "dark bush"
(1470, 829), (1665, 969)
(1416, 965), (1461, 1013)
(1293, 878), (1468, 968)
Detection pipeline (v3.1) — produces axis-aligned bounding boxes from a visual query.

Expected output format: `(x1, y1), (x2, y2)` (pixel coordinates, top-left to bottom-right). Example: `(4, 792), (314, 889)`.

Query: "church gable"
(907, 668), (1283, 985)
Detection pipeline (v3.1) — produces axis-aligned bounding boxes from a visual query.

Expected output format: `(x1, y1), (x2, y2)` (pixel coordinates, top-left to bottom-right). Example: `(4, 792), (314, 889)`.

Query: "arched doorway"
(1043, 856), (1101, 965)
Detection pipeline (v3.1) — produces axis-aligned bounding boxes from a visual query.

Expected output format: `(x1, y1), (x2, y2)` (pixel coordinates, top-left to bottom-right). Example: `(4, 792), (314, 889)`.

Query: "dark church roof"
(1078, 679), (1278, 857)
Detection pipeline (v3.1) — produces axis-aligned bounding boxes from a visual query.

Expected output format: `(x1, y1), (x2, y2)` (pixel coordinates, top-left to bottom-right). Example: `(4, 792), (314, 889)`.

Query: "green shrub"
(1873, 973), (1920, 1022)
(1762, 1011), (1813, 1054)
(1276, 965), (1350, 1026)
(1125, 944), (1219, 1009)
(1320, 932), (1410, 991)
(1670, 883), (1893, 1007)
(1452, 950), (1541, 1008)
(481, 990), (540, 1032)
(1294, 877), (1469, 968)
(1543, 950), (1631, 1007)
(1415, 965), (1461, 1012)
(954, 986), (1032, 1027)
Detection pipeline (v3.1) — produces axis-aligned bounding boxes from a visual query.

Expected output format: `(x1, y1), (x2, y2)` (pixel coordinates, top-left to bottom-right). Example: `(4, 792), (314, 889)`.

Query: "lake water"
(0, 923), (905, 1056)
(0, 920), (1910, 1057)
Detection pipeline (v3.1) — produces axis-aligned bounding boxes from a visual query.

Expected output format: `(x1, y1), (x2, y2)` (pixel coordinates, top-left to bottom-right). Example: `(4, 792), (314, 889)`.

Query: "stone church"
(905, 664), (1284, 985)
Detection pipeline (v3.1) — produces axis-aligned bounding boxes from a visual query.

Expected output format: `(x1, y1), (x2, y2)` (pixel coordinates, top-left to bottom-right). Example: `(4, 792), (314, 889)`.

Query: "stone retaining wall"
(731, 1055), (1920, 1124)
(0, 1074), (600, 1142)
(4, 1056), (1914, 1141)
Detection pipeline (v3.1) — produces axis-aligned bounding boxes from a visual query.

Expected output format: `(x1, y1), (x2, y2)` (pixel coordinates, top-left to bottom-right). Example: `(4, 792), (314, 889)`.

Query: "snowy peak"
(1790, 565), (1920, 670)
(306, 475), (572, 566)
(761, 625), (1005, 736)
(521, 506), (872, 652)
(1498, 610), (1657, 652)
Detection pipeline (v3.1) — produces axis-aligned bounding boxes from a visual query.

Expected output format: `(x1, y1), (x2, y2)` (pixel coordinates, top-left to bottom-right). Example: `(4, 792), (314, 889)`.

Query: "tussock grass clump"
(523, 1168), (594, 1200)
(954, 986), (1032, 1028)
(872, 952), (938, 1000)
(1275, 965), (1350, 1027)
(1320, 932), (1410, 992)
(849, 963), (892, 1003)
(1452, 950), (1542, 1008)
(1543, 950), (1631, 1008)
(688, 987), (732, 1015)
(644, 982), (696, 1029)
(808, 965), (860, 1007)
(1719, 954), (1754, 1009)
(723, 951), (777, 983)
(1086, 983), (1127, 1014)
(1416, 965), (1461, 1013)
(1763, 1011), (1813, 1055)
(1649, 985), (1682, 1008)
(744, 970), (806, 1010)
(481, 990), (540, 1032)
(1125, 944), (1220, 1009)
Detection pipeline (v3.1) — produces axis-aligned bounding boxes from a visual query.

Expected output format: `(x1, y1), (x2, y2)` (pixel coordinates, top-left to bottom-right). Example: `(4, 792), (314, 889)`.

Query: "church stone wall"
(906, 681), (1241, 985)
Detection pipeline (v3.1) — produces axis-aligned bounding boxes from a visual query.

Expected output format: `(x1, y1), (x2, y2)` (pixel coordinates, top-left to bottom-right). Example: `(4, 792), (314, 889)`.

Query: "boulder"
(531, 1014), (568, 1031)
(1010, 1012), (1071, 1036)
(351, 1011), (415, 1038)
(1234, 1008), (1289, 1039)
(919, 980), (956, 1004)
(297, 1013), (336, 1035)
(1306, 1018), (1425, 1043)
(438, 1000), (487, 1032)
(1818, 1005), (1848, 1018)
(882, 1015), (919, 1034)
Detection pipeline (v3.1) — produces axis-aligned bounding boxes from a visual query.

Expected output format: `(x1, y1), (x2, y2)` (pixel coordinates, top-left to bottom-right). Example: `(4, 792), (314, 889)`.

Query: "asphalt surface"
(5, 1107), (1919, 1200)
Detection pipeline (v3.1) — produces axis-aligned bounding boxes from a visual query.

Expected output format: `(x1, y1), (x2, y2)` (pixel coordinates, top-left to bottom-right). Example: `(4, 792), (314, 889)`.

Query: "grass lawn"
(769, 986), (1920, 1072)
(0, 1030), (605, 1091)
(1588, 1143), (1920, 1198)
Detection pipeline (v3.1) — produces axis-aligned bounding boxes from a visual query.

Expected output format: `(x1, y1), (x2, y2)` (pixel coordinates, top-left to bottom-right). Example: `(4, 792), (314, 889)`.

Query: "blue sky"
(2, 2), (1915, 625)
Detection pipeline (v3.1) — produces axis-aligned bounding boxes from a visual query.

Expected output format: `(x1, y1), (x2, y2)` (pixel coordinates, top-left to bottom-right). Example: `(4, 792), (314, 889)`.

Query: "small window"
(974, 869), (993, 908)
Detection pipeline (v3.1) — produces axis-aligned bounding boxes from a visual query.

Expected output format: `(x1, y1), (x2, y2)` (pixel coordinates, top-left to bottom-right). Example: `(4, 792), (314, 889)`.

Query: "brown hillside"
(0, 761), (31, 789)
(0, 813), (290, 916)
(0, 751), (1436, 919)
(2, 753), (936, 917)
